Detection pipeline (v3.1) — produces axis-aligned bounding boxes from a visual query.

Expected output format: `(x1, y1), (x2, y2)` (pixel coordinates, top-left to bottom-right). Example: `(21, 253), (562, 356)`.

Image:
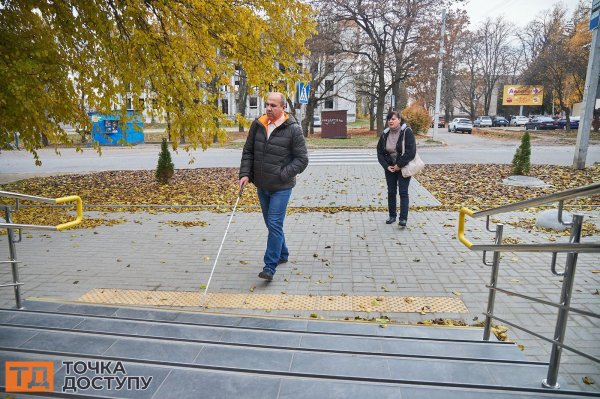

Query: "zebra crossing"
(308, 150), (379, 165)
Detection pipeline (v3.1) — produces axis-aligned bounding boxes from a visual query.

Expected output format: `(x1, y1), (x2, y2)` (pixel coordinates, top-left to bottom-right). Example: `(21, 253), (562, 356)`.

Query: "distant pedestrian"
(376, 111), (416, 227)
(239, 92), (309, 281)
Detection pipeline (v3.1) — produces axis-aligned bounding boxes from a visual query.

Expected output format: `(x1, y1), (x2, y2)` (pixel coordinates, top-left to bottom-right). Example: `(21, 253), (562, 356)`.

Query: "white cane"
(199, 185), (244, 307)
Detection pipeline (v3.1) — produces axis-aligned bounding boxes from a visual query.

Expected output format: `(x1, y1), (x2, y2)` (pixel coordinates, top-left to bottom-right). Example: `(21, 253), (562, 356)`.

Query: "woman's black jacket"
(376, 126), (416, 169)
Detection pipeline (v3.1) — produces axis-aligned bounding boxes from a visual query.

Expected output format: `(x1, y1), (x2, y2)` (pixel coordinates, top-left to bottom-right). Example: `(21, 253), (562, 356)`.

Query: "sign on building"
(502, 85), (544, 106)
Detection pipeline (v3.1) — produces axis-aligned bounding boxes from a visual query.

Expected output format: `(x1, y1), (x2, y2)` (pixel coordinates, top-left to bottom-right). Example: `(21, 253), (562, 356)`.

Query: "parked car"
(430, 115), (445, 128)
(313, 115), (321, 127)
(555, 116), (580, 130)
(509, 116), (529, 126)
(525, 116), (556, 130)
(448, 118), (473, 134)
(492, 116), (509, 127)
(473, 116), (493, 127)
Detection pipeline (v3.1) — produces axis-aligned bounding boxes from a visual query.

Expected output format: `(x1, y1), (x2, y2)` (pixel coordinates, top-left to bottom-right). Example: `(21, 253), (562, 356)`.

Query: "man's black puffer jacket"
(239, 114), (308, 191)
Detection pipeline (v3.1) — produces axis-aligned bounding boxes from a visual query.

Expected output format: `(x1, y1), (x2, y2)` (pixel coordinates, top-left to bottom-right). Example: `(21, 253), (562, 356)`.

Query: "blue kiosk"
(90, 111), (144, 145)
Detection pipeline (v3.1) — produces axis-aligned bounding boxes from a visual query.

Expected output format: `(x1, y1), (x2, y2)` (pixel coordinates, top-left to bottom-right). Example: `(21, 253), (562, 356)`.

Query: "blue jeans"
(257, 187), (292, 274)
(385, 169), (411, 221)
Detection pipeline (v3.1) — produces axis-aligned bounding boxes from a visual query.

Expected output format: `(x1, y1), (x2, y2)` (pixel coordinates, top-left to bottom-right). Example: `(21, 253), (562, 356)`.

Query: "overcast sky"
(459, 0), (580, 28)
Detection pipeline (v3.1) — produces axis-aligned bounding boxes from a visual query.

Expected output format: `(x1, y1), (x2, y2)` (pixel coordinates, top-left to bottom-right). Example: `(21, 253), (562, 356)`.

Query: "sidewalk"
(1, 164), (599, 392)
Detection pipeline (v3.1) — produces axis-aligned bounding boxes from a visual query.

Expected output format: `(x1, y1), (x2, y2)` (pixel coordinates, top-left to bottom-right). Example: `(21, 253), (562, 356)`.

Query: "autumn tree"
(401, 102), (430, 134)
(316, 0), (451, 134)
(453, 31), (484, 119)
(441, 10), (470, 121)
(235, 67), (249, 133)
(0, 1), (315, 164)
(354, 60), (379, 130)
(521, 3), (590, 126)
(302, 18), (355, 136)
(476, 17), (513, 115)
(564, 2), (592, 118)
(409, 9), (470, 120)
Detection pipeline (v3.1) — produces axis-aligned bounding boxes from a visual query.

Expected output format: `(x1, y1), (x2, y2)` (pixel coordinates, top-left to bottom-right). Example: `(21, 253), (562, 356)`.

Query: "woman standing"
(376, 111), (416, 227)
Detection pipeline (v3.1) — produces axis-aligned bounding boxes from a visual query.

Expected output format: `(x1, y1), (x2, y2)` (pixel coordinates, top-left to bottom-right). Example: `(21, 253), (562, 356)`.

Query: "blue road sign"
(591, 0), (600, 30)
(298, 82), (310, 104)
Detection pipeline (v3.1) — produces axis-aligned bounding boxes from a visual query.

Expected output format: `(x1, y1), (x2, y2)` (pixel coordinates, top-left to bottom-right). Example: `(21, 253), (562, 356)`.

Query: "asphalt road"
(1, 130), (598, 184)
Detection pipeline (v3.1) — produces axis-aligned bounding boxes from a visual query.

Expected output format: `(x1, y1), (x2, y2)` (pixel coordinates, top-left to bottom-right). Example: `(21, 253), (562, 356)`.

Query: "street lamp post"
(432, 9), (446, 140)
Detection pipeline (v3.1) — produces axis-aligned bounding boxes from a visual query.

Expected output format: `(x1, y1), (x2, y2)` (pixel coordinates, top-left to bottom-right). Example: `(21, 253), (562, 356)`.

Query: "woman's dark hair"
(386, 110), (400, 121)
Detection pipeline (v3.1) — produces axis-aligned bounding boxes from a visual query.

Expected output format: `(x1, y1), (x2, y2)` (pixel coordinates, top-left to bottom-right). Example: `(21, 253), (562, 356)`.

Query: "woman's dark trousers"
(384, 169), (411, 221)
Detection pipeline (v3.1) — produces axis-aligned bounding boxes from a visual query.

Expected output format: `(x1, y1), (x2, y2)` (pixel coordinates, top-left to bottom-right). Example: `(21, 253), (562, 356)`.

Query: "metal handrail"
(470, 182), (600, 218)
(0, 191), (83, 231)
(459, 206), (600, 252)
(457, 183), (599, 390)
(1, 190), (83, 309)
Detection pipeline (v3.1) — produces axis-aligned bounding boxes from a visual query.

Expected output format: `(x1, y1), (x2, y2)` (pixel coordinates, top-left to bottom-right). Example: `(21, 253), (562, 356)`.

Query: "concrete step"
(0, 300), (594, 398)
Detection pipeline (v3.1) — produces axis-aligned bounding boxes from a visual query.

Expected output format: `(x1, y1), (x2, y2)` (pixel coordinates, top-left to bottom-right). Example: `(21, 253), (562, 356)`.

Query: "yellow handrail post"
(55, 195), (83, 231)
(458, 207), (474, 249)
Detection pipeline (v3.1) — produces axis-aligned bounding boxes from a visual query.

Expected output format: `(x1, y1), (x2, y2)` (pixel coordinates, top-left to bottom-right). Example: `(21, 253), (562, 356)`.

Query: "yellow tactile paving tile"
(78, 288), (468, 313)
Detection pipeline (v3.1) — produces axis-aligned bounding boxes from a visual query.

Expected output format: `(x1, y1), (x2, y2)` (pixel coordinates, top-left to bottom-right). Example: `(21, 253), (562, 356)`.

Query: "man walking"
(239, 92), (308, 281)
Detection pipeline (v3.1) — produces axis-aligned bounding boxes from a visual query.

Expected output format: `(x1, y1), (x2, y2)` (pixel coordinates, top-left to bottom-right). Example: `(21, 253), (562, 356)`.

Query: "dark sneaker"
(258, 271), (274, 281)
(385, 217), (396, 224)
(399, 219), (407, 227)
(277, 258), (288, 265)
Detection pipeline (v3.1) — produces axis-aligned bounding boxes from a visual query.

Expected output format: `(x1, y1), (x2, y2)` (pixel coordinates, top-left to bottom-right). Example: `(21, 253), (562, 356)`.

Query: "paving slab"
(1, 162), (599, 392)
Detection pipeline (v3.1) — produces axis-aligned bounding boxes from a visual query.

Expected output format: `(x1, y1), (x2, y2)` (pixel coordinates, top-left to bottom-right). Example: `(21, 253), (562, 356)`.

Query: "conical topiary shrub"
(156, 138), (174, 184)
(511, 131), (531, 176)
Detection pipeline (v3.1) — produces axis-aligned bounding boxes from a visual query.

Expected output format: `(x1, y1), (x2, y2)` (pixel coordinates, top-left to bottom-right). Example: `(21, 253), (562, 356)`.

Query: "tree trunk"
(178, 102), (186, 145)
(376, 69), (386, 134)
(303, 94), (317, 137)
(369, 96), (375, 131)
(237, 68), (248, 132)
(392, 81), (400, 112)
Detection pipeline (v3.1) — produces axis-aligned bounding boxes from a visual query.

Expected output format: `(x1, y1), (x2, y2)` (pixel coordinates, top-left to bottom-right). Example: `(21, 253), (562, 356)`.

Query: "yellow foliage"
(401, 103), (430, 135)
(0, 1), (316, 163)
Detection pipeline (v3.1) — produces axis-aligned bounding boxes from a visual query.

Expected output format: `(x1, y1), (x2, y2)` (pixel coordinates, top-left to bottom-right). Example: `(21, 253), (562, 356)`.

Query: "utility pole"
(573, 4), (600, 170)
(432, 9), (447, 140)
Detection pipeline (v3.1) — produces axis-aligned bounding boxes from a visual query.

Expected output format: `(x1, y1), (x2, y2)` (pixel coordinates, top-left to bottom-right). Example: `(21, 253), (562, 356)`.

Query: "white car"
(313, 115), (321, 127)
(448, 118), (473, 134)
(473, 116), (493, 127)
(510, 116), (529, 126)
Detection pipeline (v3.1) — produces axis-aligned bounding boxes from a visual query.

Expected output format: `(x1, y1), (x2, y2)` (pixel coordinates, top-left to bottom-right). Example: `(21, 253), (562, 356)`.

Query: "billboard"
(502, 85), (544, 106)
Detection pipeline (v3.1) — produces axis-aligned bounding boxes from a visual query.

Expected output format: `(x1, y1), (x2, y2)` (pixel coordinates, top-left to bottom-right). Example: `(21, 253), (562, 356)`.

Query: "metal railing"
(1, 190), (83, 309)
(458, 182), (600, 389)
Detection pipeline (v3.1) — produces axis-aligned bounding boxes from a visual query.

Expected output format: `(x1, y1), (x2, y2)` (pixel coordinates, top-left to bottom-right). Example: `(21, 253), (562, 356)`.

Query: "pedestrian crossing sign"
(298, 82), (310, 104)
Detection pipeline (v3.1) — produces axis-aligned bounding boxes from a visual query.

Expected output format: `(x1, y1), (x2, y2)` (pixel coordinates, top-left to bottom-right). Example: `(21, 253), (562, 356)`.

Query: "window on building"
(221, 99), (229, 114)
(325, 80), (334, 93)
(325, 62), (334, 74)
(126, 97), (133, 110)
(325, 99), (334, 109)
(249, 96), (258, 108)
